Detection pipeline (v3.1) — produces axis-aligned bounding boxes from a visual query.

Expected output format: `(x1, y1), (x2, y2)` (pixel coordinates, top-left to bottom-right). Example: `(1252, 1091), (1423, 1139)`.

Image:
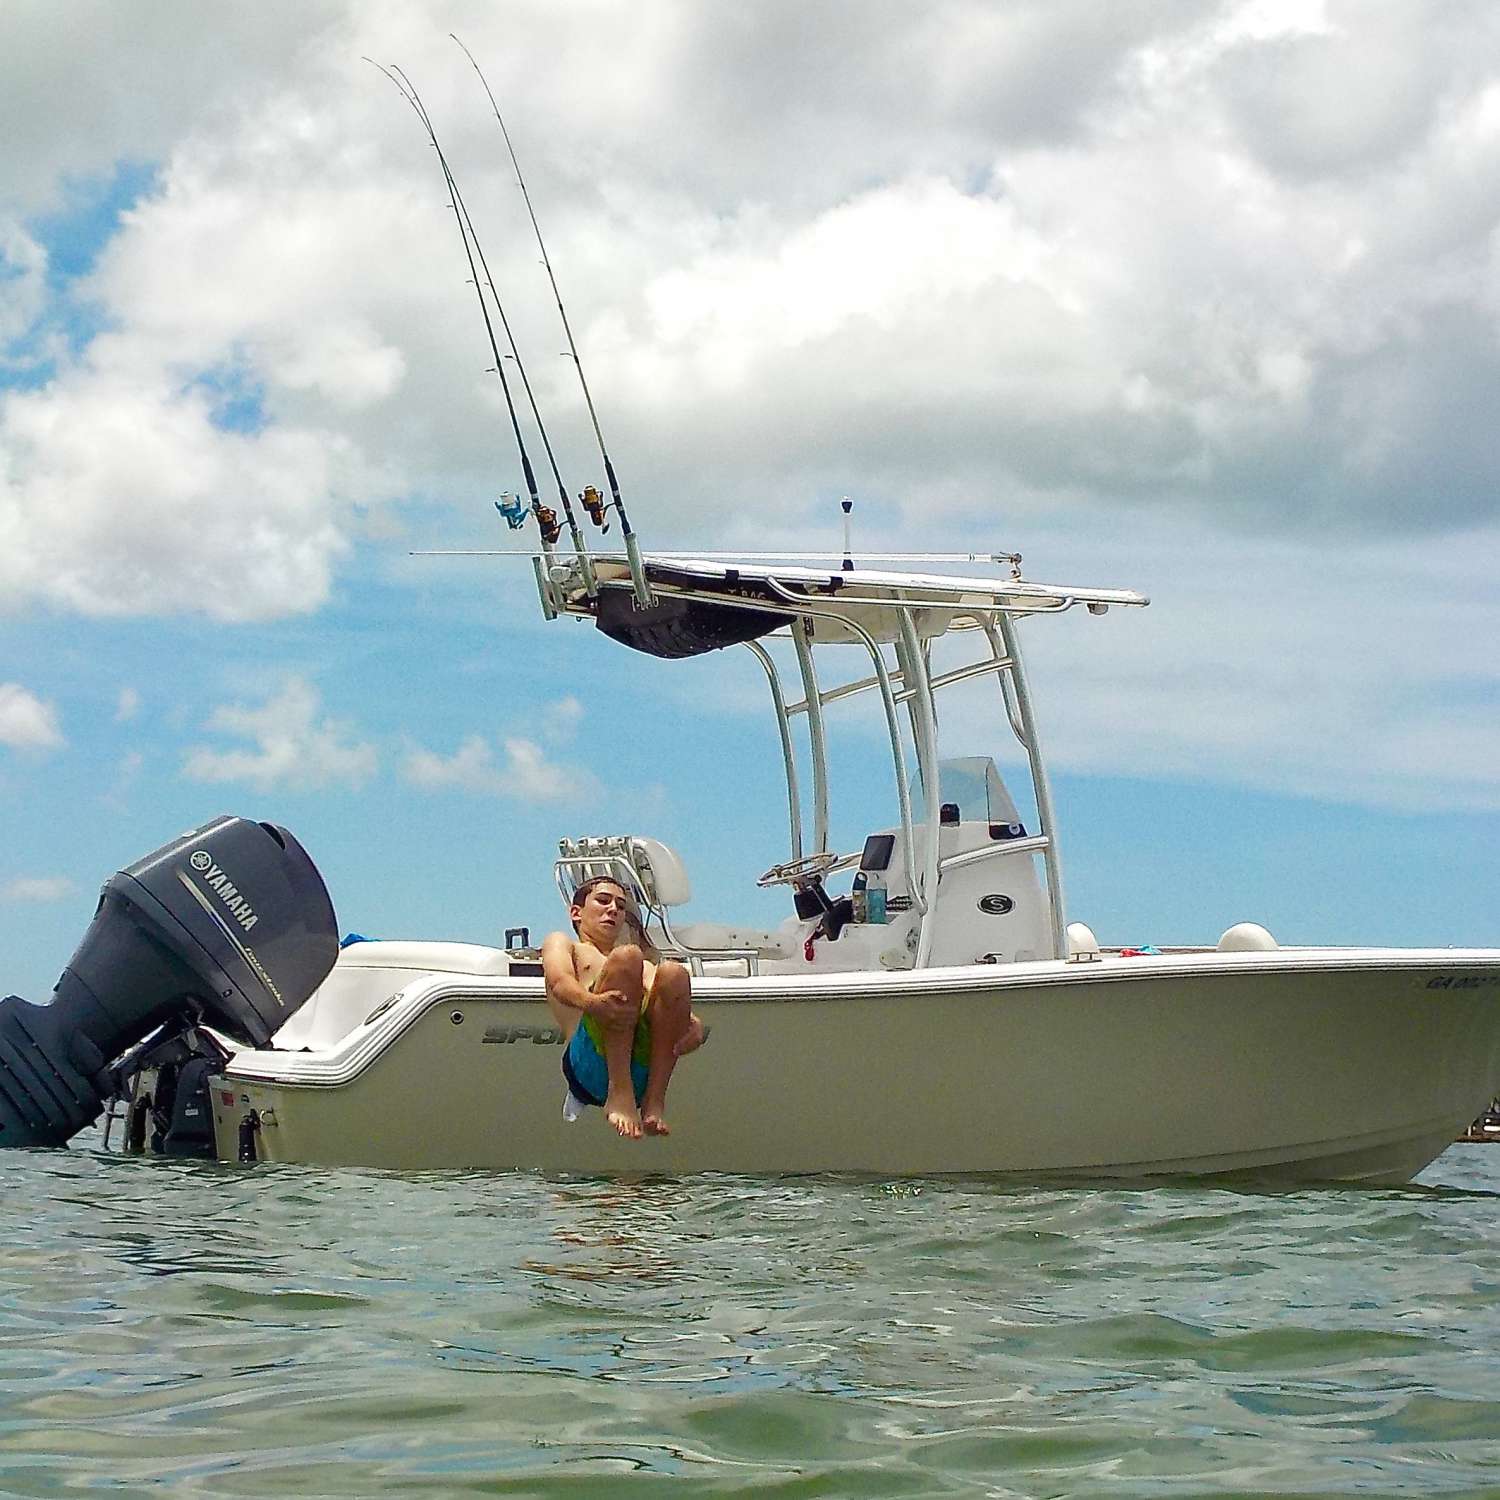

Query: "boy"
(541, 876), (703, 1138)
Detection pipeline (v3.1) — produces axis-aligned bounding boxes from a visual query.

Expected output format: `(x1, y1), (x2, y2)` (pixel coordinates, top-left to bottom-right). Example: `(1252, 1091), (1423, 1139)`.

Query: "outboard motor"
(0, 815), (337, 1149)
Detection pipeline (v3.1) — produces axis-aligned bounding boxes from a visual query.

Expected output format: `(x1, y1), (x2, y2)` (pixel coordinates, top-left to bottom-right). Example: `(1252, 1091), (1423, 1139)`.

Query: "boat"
(43, 545), (1487, 1183)
(4, 57), (1495, 1180)
(1459, 1099), (1500, 1143)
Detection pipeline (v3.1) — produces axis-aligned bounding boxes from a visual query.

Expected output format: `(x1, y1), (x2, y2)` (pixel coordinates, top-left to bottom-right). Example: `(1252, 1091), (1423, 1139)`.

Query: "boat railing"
(781, 646), (1015, 716)
(760, 577), (924, 917)
(565, 566), (1097, 968)
(937, 835), (1051, 875)
(554, 841), (764, 975)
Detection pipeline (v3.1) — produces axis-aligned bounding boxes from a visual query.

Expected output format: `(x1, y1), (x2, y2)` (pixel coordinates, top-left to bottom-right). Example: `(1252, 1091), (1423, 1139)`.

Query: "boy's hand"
(588, 988), (637, 1029)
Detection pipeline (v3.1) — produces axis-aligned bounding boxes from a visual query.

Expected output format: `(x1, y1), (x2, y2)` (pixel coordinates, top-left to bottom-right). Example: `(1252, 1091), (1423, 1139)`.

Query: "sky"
(2, 0), (1498, 1003)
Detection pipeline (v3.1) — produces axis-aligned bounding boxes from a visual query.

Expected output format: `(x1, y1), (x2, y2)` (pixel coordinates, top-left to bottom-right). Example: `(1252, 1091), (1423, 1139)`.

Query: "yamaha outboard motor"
(0, 816), (337, 1149)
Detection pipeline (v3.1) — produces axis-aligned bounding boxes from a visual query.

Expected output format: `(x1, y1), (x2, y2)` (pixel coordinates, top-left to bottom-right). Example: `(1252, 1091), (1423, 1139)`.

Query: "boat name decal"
(1426, 975), (1500, 990)
(483, 1025), (564, 1045)
(189, 849), (259, 931)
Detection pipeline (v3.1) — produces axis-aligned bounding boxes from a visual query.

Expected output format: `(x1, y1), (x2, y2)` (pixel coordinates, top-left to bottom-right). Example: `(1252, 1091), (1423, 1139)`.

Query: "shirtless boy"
(541, 876), (703, 1139)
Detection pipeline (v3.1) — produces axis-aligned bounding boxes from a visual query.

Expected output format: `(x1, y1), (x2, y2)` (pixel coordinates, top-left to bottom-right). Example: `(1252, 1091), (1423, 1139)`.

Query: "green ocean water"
(2, 1138), (1498, 1498)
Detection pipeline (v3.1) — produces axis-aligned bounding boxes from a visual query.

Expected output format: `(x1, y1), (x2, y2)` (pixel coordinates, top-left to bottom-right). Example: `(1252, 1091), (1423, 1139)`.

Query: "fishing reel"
(494, 495), (528, 531)
(496, 495), (560, 545)
(579, 485), (611, 533)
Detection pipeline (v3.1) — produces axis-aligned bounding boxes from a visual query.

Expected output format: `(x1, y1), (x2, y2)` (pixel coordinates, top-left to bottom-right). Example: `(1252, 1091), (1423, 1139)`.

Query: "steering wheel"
(756, 850), (839, 888)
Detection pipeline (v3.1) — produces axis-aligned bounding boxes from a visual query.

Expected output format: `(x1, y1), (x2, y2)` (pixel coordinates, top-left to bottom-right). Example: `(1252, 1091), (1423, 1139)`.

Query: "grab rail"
(937, 835), (1050, 875)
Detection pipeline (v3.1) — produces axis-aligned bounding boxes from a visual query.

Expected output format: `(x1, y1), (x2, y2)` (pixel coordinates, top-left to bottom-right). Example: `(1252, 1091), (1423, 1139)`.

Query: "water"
(3, 1140), (1499, 1497)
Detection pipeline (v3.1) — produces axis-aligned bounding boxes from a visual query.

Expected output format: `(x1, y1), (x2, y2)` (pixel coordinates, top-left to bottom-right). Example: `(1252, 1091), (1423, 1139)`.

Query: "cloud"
(403, 731), (595, 803)
(2, 0), (1499, 818)
(0, 370), (365, 620)
(0, 1), (344, 212)
(0, 222), (47, 348)
(0, 875), (75, 903)
(102, 748), (145, 812)
(502, 736), (584, 802)
(1, 5), (402, 623)
(0, 0), (1494, 638)
(1210, 2), (1464, 180)
(932, 510), (1500, 813)
(606, 128), (1500, 533)
(0, 682), (64, 750)
(540, 695), (584, 743)
(114, 686), (140, 722)
(182, 677), (377, 790)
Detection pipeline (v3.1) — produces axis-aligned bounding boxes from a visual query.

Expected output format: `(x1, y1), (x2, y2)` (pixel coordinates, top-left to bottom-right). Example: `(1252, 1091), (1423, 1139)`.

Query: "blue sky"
(3, 0), (1498, 1002)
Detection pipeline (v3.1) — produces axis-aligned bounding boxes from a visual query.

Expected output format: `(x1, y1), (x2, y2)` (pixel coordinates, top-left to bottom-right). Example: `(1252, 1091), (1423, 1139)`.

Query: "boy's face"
(572, 881), (629, 947)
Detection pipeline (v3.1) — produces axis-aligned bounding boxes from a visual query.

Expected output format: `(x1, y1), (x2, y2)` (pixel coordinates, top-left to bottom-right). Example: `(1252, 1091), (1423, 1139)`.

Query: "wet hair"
(618, 904), (662, 964)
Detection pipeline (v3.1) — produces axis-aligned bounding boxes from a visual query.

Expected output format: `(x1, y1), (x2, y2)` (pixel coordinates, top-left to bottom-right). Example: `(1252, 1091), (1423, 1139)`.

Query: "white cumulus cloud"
(1, 0), (1495, 641)
(2, 0), (1499, 819)
(0, 682), (64, 751)
(0, 370), (365, 620)
(403, 731), (594, 803)
(182, 677), (377, 791)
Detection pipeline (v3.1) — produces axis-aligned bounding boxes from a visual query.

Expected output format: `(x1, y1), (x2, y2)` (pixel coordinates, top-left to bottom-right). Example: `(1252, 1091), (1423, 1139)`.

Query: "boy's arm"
(541, 932), (596, 1015)
(540, 932), (636, 1028)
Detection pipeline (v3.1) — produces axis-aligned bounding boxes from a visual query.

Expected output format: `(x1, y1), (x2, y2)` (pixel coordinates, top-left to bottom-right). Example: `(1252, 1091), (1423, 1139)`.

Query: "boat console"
(553, 754), (1051, 976)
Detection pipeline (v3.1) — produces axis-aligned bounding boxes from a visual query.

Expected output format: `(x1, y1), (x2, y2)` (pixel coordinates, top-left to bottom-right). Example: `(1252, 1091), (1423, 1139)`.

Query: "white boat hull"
(210, 947), (1500, 1183)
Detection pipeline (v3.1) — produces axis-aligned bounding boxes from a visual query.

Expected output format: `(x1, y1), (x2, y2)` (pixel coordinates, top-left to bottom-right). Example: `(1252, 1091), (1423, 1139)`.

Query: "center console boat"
(178, 550), (1500, 1180)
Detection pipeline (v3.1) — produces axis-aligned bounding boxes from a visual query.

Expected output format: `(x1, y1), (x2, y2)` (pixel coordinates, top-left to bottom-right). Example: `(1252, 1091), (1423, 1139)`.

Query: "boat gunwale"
(221, 945), (1500, 1089)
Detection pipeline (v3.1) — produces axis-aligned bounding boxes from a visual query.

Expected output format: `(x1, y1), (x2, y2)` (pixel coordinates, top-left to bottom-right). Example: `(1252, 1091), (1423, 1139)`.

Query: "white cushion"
(630, 837), (692, 906)
(333, 940), (514, 976)
(672, 921), (791, 957)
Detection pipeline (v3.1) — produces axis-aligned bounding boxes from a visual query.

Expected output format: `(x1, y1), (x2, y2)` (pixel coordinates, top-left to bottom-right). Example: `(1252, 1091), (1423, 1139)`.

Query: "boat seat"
(672, 921), (794, 959)
(556, 834), (692, 908)
(556, 836), (796, 971)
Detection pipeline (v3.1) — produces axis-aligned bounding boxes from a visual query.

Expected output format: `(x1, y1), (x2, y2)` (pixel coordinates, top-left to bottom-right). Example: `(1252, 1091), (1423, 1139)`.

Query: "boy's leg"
(595, 945), (646, 1138)
(641, 961), (691, 1136)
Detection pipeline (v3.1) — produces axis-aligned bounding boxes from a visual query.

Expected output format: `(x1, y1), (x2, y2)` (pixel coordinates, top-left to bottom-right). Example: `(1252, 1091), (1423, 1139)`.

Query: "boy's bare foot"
(641, 1102), (670, 1136)
(606, 1094), (642, 1139)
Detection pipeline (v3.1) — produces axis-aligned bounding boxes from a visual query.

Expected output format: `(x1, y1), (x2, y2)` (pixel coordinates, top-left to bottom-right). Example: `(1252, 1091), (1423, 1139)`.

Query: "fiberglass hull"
(209, 948), (1500, 1182)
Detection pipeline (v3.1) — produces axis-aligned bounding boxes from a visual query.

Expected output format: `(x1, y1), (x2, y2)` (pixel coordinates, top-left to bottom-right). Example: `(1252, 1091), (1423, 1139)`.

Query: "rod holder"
(624, 532), (655, 607)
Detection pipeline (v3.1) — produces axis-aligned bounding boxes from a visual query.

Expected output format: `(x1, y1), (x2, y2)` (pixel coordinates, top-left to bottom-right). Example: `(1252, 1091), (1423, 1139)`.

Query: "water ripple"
(1, 1138), (1498, 1493)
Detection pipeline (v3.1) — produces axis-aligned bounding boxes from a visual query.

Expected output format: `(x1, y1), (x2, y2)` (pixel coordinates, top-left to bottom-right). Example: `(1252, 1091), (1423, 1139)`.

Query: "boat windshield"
(911, 756), (1024, 828)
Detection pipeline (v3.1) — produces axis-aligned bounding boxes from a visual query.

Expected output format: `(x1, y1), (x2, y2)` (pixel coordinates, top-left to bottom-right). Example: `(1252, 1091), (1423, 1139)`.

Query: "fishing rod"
(451, 33), (653, 607)
(367, 59), (577, 576)
(400, 71), (597, 592)
(452, 234), (601, 589)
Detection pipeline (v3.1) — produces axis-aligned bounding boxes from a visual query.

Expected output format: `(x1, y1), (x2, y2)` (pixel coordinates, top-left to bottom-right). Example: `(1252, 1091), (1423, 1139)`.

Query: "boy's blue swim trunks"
(562, 1005), (652, 1108)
